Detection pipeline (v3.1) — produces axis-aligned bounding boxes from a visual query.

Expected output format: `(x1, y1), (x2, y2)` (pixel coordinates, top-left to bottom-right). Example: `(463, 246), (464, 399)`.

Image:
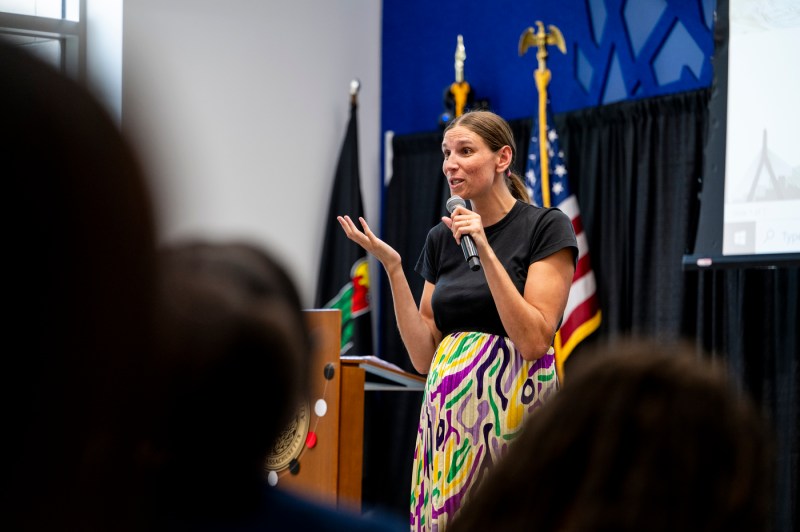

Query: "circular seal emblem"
(265, 402), (310, 472)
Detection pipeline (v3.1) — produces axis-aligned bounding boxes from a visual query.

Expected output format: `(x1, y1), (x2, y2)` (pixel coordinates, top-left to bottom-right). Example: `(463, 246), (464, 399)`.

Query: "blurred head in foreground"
(3, 41), (158, 530)
(153, 242), (311, 518)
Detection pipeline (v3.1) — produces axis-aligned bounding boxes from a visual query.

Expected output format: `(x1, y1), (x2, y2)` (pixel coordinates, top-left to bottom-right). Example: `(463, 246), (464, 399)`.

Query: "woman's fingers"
(336, 215), (350, 233)
(339, 215), (381, 253)
(358, 217), (374, 237)
(338, 215), (365, 244)
(338, 215), (402, 269)
(360, 217), (387, 249)
(441, 216), (461, 244)
(446, 209), (485, 247)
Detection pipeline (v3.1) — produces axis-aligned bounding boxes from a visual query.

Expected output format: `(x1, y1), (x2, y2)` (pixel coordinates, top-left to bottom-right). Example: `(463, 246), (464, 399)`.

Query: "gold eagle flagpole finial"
(519, 21), (566, 209)
(519, 21), (566, 72)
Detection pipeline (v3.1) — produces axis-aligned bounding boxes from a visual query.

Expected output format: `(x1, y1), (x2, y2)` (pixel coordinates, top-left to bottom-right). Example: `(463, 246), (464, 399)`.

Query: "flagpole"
(519, 21), (566, 208)
(522, 22), (603, 383)
(315, 78), (374, 358)
(350, 78), (360, 106)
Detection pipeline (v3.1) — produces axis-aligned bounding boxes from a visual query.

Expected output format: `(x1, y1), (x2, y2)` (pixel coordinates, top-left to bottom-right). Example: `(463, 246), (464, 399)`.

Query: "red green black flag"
(315, 99), (373, 356)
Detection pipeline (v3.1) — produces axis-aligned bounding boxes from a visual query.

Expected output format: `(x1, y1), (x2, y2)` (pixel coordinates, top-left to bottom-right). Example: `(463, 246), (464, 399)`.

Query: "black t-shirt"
(415, 200), (577, 338)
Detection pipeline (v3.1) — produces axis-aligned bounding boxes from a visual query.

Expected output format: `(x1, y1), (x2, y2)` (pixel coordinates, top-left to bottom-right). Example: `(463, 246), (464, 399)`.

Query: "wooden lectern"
(273, 309), (424, 511)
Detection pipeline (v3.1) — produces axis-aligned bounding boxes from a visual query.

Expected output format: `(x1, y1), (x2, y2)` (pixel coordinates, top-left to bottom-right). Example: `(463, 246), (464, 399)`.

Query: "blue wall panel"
(382, 0), (715, 136)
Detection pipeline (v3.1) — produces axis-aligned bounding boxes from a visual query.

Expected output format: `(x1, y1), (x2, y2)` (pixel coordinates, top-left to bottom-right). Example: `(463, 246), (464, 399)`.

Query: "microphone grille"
(446, 195), (466, 214)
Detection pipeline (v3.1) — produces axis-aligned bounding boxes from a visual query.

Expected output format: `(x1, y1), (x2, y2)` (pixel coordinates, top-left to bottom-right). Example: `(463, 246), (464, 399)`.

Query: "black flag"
(315, 99), (373, 357)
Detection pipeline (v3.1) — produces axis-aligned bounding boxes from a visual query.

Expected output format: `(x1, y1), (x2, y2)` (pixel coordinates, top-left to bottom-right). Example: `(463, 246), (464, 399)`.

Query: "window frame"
(0, 1), (86, 80)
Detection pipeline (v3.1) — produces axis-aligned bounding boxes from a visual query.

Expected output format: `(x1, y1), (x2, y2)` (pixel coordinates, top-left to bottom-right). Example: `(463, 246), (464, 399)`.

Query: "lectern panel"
(272, 309), (342, 505)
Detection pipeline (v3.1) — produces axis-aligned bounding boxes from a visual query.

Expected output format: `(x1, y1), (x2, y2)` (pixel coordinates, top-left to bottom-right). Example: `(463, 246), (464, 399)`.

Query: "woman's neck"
(470, 187), (517, 226)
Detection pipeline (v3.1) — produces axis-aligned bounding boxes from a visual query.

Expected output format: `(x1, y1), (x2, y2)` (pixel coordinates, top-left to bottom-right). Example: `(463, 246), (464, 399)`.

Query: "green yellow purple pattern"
(409, 332), (559, 531)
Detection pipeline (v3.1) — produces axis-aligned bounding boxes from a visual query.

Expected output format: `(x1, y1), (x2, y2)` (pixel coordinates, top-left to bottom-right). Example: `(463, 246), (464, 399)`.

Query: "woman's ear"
(496, 145), (513, 173)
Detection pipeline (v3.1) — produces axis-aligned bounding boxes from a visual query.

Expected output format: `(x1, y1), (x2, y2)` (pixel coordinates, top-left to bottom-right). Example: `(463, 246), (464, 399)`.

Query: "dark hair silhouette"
(449, 339), (774, 532)
(152, 242), (312, 520)
(4, 42), (159, 530)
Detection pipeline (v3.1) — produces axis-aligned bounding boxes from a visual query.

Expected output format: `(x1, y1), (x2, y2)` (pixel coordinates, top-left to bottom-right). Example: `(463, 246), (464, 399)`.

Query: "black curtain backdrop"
(365, 90), (797, 531)
(558, 91), (797, 531)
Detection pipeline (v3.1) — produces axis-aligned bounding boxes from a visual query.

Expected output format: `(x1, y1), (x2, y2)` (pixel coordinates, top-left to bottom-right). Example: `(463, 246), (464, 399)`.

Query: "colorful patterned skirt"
(409, 332), (559, 531)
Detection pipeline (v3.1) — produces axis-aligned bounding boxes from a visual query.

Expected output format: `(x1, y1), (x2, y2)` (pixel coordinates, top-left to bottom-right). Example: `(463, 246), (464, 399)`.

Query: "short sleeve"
(415, 228), (438, 284)
(529, 208), (578, 268)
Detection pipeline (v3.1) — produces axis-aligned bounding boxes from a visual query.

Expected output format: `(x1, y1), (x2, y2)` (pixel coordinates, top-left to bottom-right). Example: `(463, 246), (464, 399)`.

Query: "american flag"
(525, 100), (601, 381)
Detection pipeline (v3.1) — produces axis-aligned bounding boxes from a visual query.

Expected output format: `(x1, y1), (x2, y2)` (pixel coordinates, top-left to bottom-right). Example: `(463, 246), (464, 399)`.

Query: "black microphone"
(446, 195), (481, 271)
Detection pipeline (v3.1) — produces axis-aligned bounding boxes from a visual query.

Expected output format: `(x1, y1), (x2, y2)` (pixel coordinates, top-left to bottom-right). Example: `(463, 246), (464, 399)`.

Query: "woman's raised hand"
(337, 215), (402, 270)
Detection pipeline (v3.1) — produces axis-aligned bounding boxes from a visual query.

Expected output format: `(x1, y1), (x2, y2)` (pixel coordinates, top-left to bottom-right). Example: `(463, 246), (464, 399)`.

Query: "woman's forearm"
(480, 249), (555, 360)
(383, 263), (438, 374)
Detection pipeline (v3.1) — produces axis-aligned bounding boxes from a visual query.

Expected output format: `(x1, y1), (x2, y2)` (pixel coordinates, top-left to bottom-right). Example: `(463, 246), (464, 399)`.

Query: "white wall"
(122, 0), (382, 306)
(87, 0), (122, 122)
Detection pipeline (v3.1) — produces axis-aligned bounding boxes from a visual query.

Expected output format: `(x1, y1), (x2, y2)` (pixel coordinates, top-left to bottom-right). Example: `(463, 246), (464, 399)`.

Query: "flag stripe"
(575, 230), (589, 261)
(573, 252), (593, 283)
(560, 293), (601, 341)
(557, 308), (602, 360)
(571, 213), (583, 238)
(557, 195), (579, 219)
(563, 267), (597, 320)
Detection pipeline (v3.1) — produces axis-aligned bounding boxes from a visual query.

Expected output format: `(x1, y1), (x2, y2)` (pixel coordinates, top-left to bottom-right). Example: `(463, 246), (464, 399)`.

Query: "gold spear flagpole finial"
(454, 34), (466, 83)
(448, 35), (471, 118)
